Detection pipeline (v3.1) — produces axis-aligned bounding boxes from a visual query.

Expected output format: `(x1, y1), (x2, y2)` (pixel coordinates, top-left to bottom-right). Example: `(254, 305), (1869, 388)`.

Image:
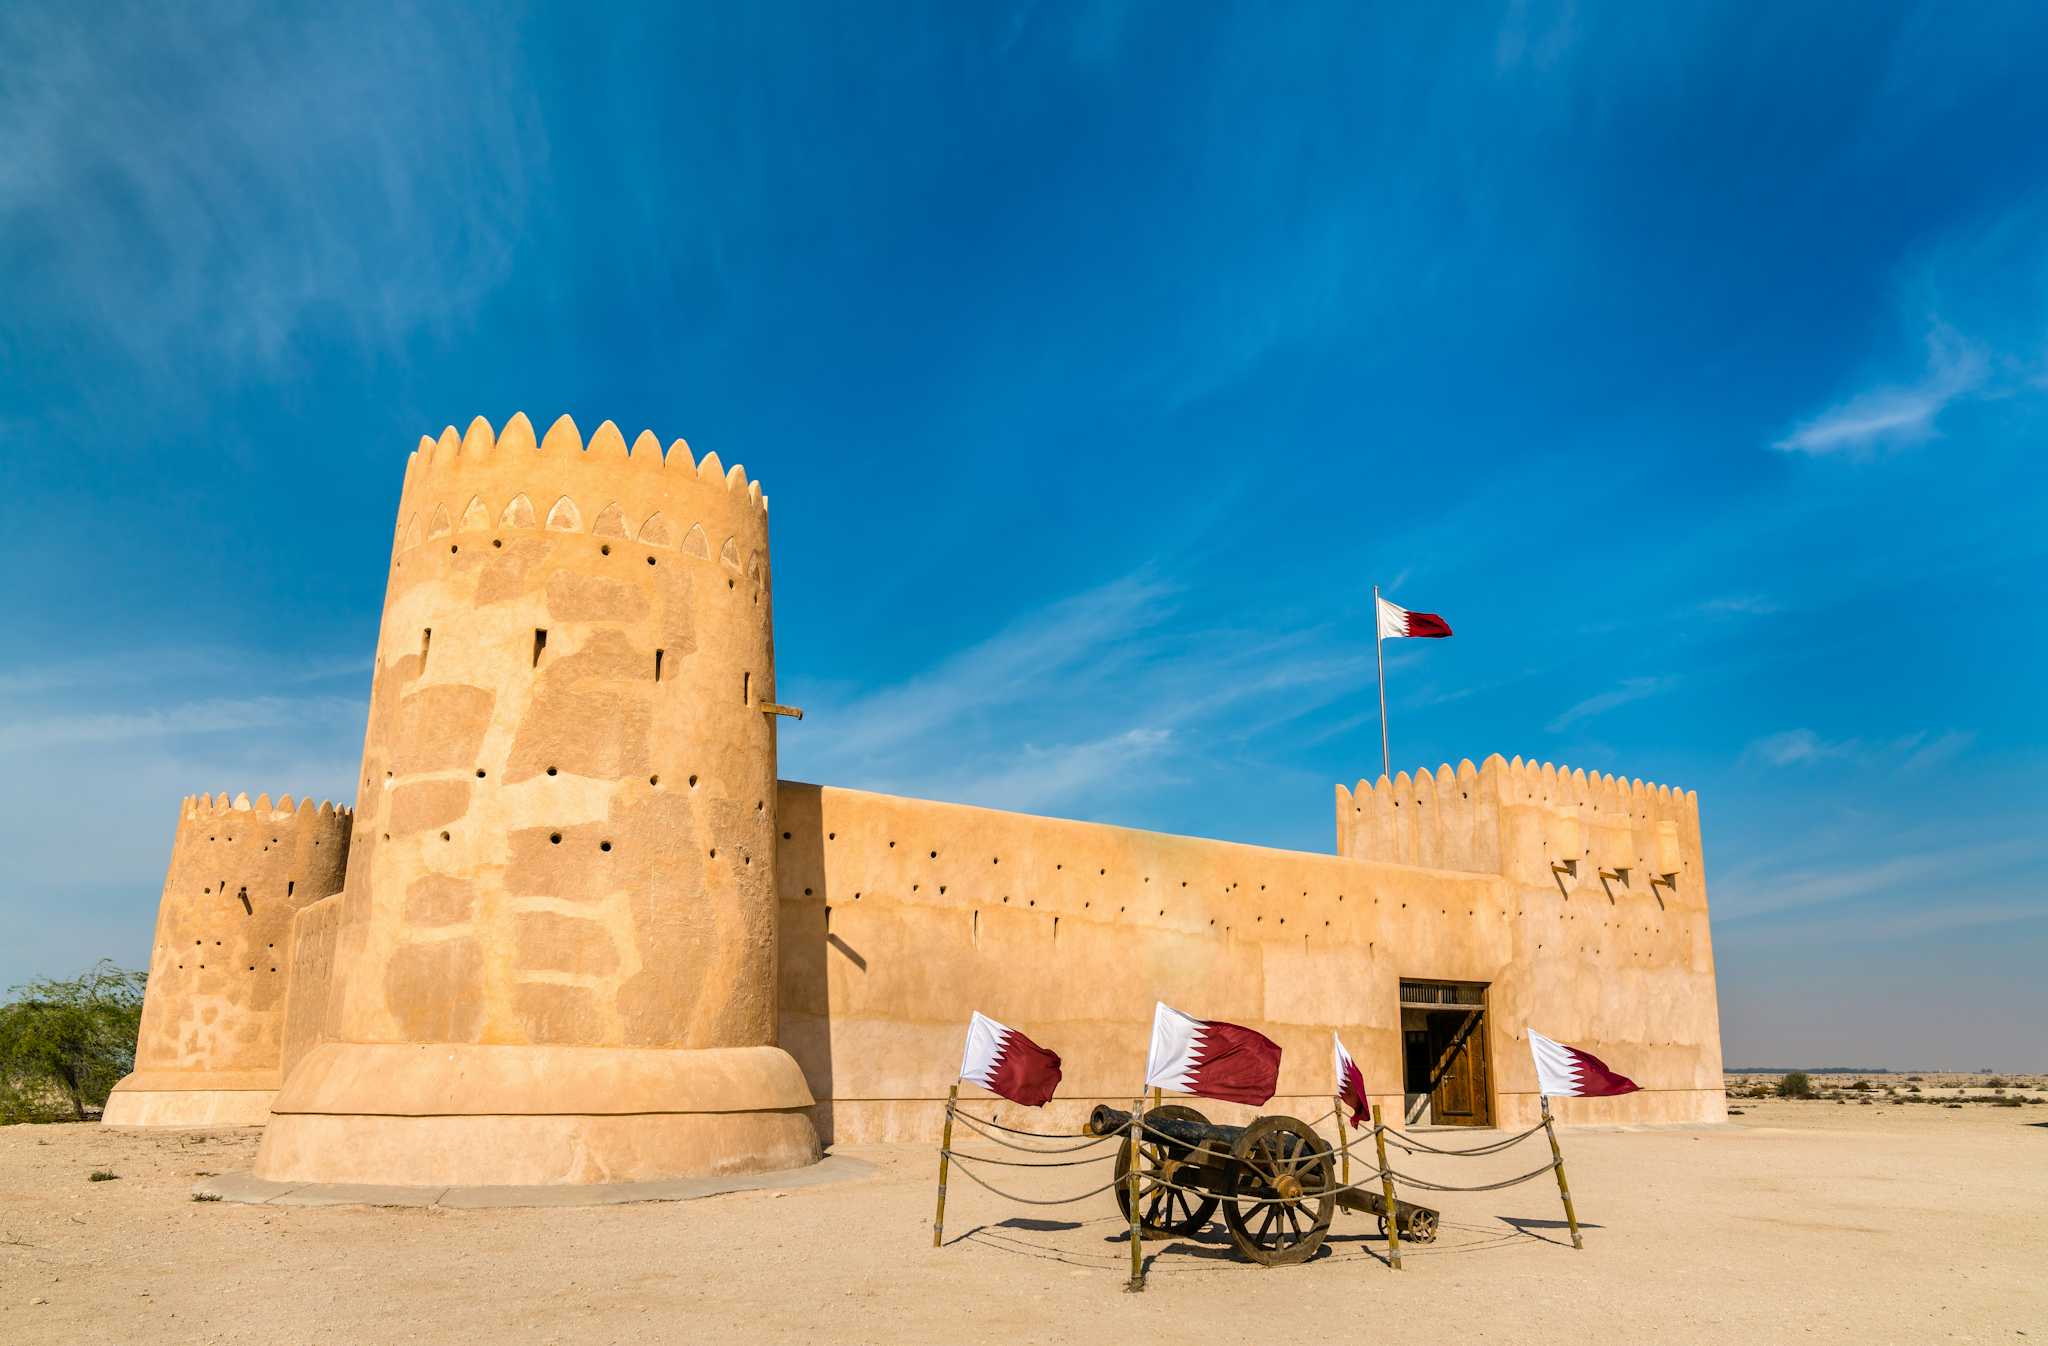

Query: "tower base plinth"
(252, 1042), (821, 1187)
(103, 1070), (281, 1127)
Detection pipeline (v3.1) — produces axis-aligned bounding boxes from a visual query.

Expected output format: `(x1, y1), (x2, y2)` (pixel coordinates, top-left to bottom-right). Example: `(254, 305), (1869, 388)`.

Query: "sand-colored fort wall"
(277, 892), (343, 1082)
(108, 412), (1725, 1187)
(778, 770), (1722, 1145)
(253, 414), (817, 1187)
(105, 793), (351, 1127)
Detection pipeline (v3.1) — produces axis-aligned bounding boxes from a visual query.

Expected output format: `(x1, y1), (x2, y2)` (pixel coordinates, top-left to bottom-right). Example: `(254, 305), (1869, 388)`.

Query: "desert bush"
(0, 962), (147, 1123)
(1849, 1079), (1872, 1091)
(1777, 1072), (1815, 1099)
(1983, 1077), (2009, 1088)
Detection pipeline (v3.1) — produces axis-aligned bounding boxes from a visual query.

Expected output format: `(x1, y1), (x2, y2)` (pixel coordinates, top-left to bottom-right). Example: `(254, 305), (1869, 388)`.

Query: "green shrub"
(1849, 1079), (1872, 1091)
(0, 961), (147, 1124)
(1777, 1072), (1815, 1099)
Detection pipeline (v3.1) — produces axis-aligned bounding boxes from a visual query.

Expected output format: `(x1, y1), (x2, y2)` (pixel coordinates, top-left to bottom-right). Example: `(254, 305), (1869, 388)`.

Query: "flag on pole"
(1332, 1033), (1371, 1129)
(959, 1011), (1063, 1107)
(1376, 594), (1453, 639)
(1528, 1029), (1640, 1098)
(1145, 1002), (1283, 1106)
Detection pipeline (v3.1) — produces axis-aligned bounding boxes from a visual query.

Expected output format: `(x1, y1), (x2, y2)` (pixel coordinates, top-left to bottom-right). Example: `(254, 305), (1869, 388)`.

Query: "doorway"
(1399, 979), (1494, 1127)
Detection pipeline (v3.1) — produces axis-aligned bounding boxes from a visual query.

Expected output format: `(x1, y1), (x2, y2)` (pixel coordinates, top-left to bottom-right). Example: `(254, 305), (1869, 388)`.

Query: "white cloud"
(1545, 676), (1671, 733)
(1698, 594), (1782, 617)
(781, 571), (1374, 818)
(1742, 727), (1974, 772)
(1715, 837), (2043, 923)
(0, 3), (540, 378)
(1773, 322), (1988, 455)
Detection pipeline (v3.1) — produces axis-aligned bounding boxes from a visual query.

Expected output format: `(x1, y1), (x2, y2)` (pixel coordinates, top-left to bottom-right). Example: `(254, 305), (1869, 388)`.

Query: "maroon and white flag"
(1529, 1029), (1640, 1098)
(1145, 1002), (1282, 1106)
(1376, 593), (1453, 639)
(1332, 1033), (1371, 1129)
(959, 1011), (1063, 1107)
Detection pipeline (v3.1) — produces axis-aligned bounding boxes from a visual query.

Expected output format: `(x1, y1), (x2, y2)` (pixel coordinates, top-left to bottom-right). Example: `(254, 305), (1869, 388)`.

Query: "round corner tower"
(105, 793), (351, 1126)
(255, 413), (819, 1186)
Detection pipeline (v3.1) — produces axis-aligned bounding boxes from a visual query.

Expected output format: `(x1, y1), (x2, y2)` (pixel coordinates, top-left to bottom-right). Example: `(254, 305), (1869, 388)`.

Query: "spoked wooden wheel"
(1115, 1104), (1220, 1239)
(1377, 1207), (1440, 1244)
(1223, 1115), (1335, 1266)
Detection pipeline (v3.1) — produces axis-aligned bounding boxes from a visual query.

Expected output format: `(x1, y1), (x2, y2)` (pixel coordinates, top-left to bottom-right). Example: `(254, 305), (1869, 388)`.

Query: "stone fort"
(106, 413), (1725, 1188)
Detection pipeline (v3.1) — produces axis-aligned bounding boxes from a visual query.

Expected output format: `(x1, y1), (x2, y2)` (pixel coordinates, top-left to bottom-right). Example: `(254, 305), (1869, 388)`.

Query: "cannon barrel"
(1083, 1104), (1248, 1150)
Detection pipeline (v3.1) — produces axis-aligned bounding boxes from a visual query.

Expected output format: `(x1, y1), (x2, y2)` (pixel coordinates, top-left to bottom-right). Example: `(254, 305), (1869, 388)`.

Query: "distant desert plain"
(3, 1074), (2042, 1345)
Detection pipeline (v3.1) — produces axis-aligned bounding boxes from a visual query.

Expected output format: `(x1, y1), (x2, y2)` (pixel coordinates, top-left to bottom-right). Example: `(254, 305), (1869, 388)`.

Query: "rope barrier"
(950, 1109), (1099, 1141)
(1385, 1161), (1560, 1193)
(935, 1105), (1568, 1216)
(947, 1108), (1120, 1154)
(941, 1147), (1112, 1170)
(942, 1156), (1124, 1206)
(1382, 1121), (1546, 1157)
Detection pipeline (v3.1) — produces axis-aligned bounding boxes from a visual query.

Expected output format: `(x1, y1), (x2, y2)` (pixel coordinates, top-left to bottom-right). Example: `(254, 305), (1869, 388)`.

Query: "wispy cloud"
(0, 694), (363, 754)
(1698, 594), (1782, 617)
(1545, 676), (1671, 732)
(1773, 322), (1988, 455)
(1715, 836), (2044, 924)
(0, 3), (540, 378)
(1742, 727), (1974, 772)
(783, 572), (1374, 819)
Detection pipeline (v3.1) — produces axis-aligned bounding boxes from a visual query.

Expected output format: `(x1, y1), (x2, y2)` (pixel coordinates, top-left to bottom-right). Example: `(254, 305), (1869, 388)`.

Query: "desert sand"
(3, 1097), (2041, 1345)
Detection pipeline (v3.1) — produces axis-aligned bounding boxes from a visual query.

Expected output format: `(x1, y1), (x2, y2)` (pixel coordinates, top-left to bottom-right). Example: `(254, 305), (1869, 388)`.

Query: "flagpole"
(1373, 584), (1391, 782)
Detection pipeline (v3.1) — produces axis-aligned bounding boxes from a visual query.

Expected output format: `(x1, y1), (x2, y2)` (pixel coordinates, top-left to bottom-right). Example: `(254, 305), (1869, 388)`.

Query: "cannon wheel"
(1115, 1104), (1220, 1239)
(1222, 1115), (1335, 1266)
(1376, 1209), (1441, 1244)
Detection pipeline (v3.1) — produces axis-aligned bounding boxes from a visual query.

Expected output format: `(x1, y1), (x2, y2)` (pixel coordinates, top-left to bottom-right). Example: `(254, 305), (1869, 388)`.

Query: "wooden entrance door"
(1426, 1010), (1493, 1126)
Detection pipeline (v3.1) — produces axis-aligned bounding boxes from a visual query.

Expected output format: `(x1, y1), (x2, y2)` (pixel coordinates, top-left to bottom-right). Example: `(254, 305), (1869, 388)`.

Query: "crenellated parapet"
(1337, 754), (1704, 901)
(390, 413), (769, 600)
(104, 791), (353, 1127)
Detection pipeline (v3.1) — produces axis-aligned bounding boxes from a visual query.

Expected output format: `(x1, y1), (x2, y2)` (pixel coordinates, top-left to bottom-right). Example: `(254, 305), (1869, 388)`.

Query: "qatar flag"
(959, 1011), (1063, 1107)
(1332, 1033), (1372, 1129)
(1376, 594), (1453, 640)
(1145, 1003), (1282, 1106)
(1529, 1029), (1640, 1098)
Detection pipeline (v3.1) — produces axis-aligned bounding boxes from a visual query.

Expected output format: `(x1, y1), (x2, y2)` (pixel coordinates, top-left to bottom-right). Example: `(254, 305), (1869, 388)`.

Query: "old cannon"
(1083, 1103), (1440, 1266)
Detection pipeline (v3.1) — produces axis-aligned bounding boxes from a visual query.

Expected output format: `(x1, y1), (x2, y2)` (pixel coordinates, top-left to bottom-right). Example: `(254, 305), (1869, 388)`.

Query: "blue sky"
(2, 2), (2042, 1068)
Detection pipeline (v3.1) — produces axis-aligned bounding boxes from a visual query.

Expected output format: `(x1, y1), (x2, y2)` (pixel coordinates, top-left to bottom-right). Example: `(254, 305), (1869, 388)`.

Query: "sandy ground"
(3, 1100), (2042, 1345)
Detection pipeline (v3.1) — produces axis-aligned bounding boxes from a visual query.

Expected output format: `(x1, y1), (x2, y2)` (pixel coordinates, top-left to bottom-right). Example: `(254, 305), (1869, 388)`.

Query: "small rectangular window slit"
(742, 670), (751, 705)
(532, 629), (548, 666)
(654, 649), (665, 682)
(286, 880), (295, 898)
(420, 628), (432, 663)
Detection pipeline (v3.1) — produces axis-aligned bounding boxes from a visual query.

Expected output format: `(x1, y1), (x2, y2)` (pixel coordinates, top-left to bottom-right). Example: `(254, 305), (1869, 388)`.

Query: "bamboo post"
(1151, 1086), (1162, 1109)
(1126, 1094), (1147, 1292)
(1541, 1095), (1582, 1249)
(1335, 1093), (1351, 1186)
(932, 1084), (958, 1248)
(1372, 1103), (1402, 1270)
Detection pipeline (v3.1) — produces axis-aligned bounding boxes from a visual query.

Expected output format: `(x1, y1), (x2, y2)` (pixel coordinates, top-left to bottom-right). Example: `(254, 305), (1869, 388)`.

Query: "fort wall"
(110, 411), (1724, 1186)
(104, 793), (351, 1127)
(278, 892), (342, 1082)
(778, 772), (1722, 1146)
